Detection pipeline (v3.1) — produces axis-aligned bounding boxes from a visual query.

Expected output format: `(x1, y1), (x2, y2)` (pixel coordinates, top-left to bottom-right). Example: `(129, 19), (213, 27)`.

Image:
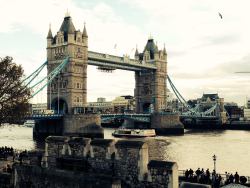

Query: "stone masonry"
(13, 136), (179, 188)
(135, 39), (168, 113)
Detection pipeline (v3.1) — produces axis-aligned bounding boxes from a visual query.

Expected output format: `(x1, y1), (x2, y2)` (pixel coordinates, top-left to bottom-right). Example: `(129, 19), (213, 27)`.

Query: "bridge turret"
(162, 44), (167, 60)
(47, 24), (53, 47)
(135, 38), (168, 113)
(153, 43), (159, 60)
(47, 14), (88, 114)
(134, 46), (139, 60)
(82, 23), (88, 46)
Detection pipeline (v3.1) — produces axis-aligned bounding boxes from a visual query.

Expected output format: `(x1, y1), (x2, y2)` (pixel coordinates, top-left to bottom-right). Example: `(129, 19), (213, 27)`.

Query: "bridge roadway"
(101, 113), (151, 123)
(88, 51), (157, 71)
(29, 113), (151, 123)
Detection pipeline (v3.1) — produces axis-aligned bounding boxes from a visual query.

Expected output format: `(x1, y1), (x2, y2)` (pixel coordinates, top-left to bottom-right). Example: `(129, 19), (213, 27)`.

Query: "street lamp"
(212, 154), (217, 172)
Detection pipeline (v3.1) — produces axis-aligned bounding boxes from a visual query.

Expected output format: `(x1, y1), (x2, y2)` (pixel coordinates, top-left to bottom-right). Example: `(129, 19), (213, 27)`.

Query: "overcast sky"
(1, 0), (250, 105)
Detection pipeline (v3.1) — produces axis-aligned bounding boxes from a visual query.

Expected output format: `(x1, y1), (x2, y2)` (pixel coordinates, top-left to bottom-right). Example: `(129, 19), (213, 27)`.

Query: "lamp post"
(212, 154), (217, 172)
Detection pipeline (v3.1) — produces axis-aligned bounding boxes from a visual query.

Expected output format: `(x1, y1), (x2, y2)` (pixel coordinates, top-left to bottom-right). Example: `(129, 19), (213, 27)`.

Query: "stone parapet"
(37, 136), (179, 188)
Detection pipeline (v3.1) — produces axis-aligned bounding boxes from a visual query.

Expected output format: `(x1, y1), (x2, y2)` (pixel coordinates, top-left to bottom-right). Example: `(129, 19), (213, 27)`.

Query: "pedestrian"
(234, 172), (240, 184)
(229, 173), (234, 183)
(185, 169), (189, 180)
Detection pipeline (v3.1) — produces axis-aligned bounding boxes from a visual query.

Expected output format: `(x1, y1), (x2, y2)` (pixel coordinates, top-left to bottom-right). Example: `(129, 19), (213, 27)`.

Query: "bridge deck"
(88, 51), (157, 71)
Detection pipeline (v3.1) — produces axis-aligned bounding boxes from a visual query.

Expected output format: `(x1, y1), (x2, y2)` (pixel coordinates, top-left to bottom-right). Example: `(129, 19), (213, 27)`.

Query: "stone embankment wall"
(14, 136), (179, 188)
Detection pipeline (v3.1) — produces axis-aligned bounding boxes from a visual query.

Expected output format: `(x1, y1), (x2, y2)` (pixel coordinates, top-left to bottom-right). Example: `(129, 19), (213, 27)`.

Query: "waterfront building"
(87, 98), (113, 113)
(166, 88), (174, 102)
(224, 102), (243, 120)
(243, 99), (250, 120)
(167, 99), (185, 113)
(244, 109), (250, 120)
(197, 94), (221, 110)
(87, 96), (135, 114)
(197, 93), (227, 120)
(247, 98), (250, 108)
(112, 96), (135, 113)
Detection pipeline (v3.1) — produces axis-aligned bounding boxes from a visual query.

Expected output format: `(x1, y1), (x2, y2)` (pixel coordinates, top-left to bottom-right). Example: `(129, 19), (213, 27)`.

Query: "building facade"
(87, 98), (113, 113)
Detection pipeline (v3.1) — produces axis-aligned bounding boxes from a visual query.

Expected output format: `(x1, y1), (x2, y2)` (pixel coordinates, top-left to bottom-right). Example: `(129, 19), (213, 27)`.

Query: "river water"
(1, 125), (250, 176)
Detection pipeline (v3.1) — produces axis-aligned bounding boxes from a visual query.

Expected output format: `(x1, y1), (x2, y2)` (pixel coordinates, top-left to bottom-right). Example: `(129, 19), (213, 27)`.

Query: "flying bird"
(218, 12), (223, 19)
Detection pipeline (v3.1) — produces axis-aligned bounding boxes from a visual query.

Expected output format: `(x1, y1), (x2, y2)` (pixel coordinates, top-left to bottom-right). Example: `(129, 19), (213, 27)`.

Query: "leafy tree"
(0, 56), (31, 124)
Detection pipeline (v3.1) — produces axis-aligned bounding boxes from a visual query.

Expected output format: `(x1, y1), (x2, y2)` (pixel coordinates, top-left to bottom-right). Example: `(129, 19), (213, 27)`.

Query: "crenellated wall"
(14, 136), (179, 188)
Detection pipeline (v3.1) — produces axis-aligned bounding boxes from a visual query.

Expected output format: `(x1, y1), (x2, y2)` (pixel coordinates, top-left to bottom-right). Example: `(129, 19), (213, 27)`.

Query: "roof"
(202, 93), (219, 101)
(83, 24), (88, 37)
(143, 39), (158, 59)
(58, 16), (76, 42)
(47, 28), (53, 39)
(115, 140), (145, 148)
(148, 160), (176, 169)
(60, 16), (76, 34)
(91, 139), (114, 147)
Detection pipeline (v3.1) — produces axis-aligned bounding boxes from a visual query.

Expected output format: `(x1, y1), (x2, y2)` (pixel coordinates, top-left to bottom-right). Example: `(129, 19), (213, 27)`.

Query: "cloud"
(1, 0), (250, 105)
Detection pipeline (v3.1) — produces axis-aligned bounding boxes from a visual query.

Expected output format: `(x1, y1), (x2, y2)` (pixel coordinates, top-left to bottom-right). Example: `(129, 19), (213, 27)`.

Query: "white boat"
(23, 120), (35, 127)
(112, 129), (156, 138)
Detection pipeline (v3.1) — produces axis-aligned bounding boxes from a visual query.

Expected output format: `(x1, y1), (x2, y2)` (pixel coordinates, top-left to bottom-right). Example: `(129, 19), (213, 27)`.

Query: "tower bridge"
(32, 14), (184, 137)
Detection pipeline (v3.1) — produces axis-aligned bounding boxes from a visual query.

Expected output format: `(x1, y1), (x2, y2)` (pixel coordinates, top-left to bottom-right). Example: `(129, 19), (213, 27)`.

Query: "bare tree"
(0, 56), (31, 124)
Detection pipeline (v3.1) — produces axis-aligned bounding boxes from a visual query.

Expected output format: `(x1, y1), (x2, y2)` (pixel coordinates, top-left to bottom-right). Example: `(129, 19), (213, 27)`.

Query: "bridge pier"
(33, 113), (104, 139)
(151, 112), (184, 135)
(63, 114), (103, 138)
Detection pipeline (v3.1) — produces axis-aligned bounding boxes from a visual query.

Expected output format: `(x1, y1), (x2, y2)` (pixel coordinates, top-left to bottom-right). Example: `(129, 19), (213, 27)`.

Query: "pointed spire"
(60, 15), (75, 34)
(149, 33), (153, 40)
(65, 9), (70, 17)
(163, 43), (167, 55)
(135, 44), (139, 56)
(47, 24), (53, 39)
(83, 22), (88, 37)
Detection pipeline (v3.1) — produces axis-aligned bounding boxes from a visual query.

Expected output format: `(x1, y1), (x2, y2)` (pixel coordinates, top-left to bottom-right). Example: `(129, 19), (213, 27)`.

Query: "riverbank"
(1, 125), (250, 175)
(183, 120), (250, 130)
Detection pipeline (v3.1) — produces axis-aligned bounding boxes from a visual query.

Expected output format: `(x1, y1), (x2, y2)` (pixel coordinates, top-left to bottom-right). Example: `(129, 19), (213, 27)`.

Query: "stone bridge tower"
(134, 38), (167, 113)
(46, 15), (88, 114)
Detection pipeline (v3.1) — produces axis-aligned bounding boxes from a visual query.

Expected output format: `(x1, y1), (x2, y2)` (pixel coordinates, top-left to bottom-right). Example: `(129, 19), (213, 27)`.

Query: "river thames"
(1, 124), (250, 176)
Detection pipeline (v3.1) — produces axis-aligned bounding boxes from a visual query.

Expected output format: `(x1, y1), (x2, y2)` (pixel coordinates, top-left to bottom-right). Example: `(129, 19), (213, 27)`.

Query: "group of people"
(184, 168), (247, 187)
(0, 146), (14, 160)
(185, 168), (221, 186)
(224, 172), (247, 185)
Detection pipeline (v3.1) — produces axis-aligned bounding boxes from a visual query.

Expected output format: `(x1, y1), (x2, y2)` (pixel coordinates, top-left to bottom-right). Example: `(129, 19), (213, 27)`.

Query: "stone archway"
(142, 103), (151, 113)
(51, 98), (68, 114)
